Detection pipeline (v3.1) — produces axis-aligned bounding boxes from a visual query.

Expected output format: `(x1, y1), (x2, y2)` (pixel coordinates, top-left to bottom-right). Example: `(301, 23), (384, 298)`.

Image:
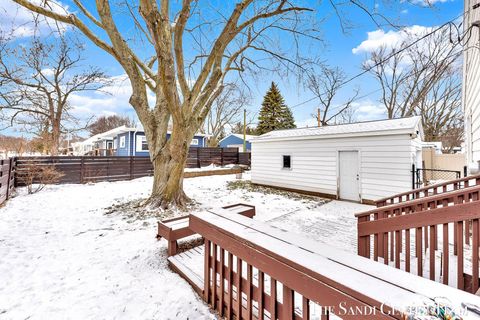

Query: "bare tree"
(88, 114), (136, 136)
(13, 0), (418, 209)
(416, 67), (463, 152)
(364, 28), (462, 119)
(0, 135), (33, 157)
(205, 83), (250, 147)
(0, 34), (108, 155)
(306, 65), (359, 126)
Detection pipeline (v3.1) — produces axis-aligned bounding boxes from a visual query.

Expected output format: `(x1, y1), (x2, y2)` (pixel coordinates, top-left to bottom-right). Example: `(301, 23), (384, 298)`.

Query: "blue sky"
(0, 0), (464, 136)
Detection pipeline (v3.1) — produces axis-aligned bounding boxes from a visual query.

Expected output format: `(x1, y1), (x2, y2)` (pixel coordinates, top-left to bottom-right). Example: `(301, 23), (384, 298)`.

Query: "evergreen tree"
(256, 82), (296, 135)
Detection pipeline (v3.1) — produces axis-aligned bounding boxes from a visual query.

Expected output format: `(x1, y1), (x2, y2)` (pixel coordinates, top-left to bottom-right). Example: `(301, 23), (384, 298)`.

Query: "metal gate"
(414, 168), (461, 189)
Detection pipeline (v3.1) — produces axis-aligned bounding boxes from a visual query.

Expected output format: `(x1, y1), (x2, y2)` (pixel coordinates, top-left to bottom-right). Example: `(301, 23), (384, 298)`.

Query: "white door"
(339, 151), (360, 201)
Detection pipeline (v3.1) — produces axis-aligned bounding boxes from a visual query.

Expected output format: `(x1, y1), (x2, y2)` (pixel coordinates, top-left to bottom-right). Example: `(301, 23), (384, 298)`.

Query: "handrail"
(375, 174), (480, 207)
(189, 209), (480, 319)
(356, 185), (480, 218)
(357, 185), (480, 294)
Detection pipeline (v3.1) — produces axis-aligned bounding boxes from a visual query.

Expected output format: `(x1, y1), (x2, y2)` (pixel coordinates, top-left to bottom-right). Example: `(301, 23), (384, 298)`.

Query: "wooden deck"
(167, 209), (480, 319)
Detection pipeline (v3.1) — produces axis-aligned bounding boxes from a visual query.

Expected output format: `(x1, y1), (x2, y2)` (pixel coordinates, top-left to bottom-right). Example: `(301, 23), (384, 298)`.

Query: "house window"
(283, 155), (291, 169)
(191, 138), (199, 146)
(119, 136), (126, 148)
(136, 135), (149, 152)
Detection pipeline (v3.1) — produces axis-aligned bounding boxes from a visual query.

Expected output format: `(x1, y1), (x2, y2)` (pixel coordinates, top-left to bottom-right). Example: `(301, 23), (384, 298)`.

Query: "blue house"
(113, 127), (209, 156)
(219, 134), (256, 151)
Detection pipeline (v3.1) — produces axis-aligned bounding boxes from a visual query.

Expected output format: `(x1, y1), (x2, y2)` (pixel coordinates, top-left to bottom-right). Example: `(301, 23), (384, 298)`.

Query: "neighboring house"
(72, 126), (135, 156)
(250, 117), (423, 204)
(115, 128), (209, 157)
(218, 134), (257, 151)
(464, 1), (480, 172)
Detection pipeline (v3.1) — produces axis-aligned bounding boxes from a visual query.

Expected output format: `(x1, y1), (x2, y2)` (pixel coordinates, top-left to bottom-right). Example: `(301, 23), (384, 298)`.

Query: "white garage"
(251, 117), (423, 204)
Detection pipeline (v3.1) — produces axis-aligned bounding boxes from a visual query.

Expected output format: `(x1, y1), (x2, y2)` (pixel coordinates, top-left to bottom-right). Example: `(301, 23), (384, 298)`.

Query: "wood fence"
(0, 158), (15, 205)
(189, 209), (479, 319)
(357, 185), (480, 293)
(14, 148), (251, 186)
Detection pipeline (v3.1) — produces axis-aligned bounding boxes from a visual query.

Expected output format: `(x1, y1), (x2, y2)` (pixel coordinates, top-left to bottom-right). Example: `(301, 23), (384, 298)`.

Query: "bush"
(18, 164), (64, 194)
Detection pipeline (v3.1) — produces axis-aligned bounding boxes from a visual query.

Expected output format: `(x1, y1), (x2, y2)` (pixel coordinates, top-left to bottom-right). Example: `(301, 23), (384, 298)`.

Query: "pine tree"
(256, 82), (296, 135)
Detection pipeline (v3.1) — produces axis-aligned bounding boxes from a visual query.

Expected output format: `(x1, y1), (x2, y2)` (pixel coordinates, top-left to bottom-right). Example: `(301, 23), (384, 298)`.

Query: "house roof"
(219, 133), (257, 143)
(252, 116), (423, 142)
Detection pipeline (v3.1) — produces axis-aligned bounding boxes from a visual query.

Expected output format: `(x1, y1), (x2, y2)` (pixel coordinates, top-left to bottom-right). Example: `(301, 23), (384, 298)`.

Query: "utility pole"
(317, 108), (321, 127)
(243, 109), (247, 153)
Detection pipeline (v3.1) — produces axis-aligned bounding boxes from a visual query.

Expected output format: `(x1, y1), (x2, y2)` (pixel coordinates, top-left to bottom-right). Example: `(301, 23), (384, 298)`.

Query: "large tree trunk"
(144, 125), (193, 209)
(49, 122), (61, 156)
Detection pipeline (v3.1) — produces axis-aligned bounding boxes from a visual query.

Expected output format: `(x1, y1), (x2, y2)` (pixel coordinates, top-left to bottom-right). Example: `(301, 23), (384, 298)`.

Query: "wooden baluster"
(390, 216), (394, 262)
(457, 221), (464, 290)
(227, 252), (233, 320)
(246, 264), (252, 320)
(236, 258), (243, 319)
(379, 211), (385, 259)
(258, 271), (265, 320)
(282, 285), (294, 320)
(302, 296), (309, 320)
(357, 215), (369, 258)
(383, 225), (389, 265)
(416, 227), (423, 277)
(473, 219), (479, 293)
(405, 228), (410, 273)
(219, 248), (225, 317)
(270, 278), (277, 320)
(374, 213), (379, 261)
(430, 225), (435, 281)
(212, 244), (217, 310)
(443, 223), (449, 285)
(395, 228), (401, 269)
(204, 240), (211, 303)
(321, 310), (330, 320)
(466, 220), (471, 246)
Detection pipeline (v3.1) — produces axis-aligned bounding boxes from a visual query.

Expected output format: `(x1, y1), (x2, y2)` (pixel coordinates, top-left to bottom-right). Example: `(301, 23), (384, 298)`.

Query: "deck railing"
(375, 173), (480, 207)
(357, 185), (480, 293)
(189, 209), (480, 319)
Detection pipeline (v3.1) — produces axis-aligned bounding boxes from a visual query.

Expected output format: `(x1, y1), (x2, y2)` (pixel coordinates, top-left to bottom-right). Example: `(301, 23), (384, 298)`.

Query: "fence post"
(5, 158), (13, 200)
(221, 148), (224, 167)
(130, 156), (134, 180)
(411, 164), (416, 190)
(80, 157), (85, 183)
(196, 147), (200, 168)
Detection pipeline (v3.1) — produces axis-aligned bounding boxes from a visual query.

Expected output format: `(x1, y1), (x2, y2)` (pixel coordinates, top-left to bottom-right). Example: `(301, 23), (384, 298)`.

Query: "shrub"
(18, 164), (64, 194)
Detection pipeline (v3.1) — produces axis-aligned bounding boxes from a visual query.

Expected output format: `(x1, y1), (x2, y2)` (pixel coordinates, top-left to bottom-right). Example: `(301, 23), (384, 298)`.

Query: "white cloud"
(352, 25), (433, 54)
(352, 100), (386, 121)
(0, 0), (69, 39)
(407, 0), (449, 6)
(69, 75), (153, 123)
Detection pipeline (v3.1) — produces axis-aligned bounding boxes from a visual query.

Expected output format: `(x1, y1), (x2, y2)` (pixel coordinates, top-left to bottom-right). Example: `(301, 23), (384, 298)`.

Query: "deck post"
(204, 240), (211, 303)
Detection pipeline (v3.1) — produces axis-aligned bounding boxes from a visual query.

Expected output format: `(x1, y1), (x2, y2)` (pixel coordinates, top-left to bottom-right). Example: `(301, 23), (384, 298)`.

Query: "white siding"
(251, 134), (418, 202)
(464, 0), (480, 166)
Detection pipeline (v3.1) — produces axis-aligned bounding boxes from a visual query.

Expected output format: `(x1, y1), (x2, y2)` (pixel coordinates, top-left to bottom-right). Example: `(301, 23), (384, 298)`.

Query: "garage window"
(282, 155), (291, 169)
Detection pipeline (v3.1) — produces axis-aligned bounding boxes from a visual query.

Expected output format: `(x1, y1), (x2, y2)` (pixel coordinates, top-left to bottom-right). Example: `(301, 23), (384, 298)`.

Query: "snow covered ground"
(0, 172), (371, 319)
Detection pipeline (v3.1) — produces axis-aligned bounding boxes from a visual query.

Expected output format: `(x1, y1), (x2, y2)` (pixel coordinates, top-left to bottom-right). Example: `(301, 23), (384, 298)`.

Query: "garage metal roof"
(252, 116), (423, 142)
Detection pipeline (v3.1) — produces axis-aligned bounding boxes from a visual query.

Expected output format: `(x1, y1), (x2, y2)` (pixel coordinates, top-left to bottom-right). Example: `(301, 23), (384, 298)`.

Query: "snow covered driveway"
(0, 173), (372, 319)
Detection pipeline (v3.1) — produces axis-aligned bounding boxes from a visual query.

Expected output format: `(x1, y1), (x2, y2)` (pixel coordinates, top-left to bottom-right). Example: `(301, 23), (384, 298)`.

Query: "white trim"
(191, 138), (199, 146)
(119, 136), (126, 148)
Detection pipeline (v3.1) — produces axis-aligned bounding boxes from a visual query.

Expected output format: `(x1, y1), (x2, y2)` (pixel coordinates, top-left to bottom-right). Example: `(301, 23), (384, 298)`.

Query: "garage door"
(339, 151), (360, 201)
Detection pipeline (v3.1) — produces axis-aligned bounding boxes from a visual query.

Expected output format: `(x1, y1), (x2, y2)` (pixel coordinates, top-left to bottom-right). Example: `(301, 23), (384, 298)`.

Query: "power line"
(290, 13), (465, 110)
